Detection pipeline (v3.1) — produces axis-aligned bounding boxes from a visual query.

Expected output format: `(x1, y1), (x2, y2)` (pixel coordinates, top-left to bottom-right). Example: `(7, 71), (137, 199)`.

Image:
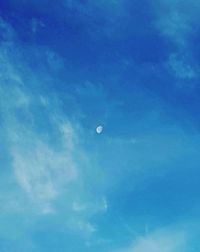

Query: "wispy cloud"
(0, 17), (107, 240)
(153, 0), (200, 47)
(115, 226), (187, 252)
(152, 1), (200, 86)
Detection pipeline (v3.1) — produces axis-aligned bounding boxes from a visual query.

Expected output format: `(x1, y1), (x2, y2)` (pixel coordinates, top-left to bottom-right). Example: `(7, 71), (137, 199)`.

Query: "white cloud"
(72, 197), (108, 214)
(153, 1), (200, 85)
(166, 54), (199, 88)
(153, 0), (200, 47)
(168, 55), (196, 79)
(0, 18), (107, 239)
(12, 131), (78, 213)
(0, 77), (80, 213)
(115, 227), (187, 252)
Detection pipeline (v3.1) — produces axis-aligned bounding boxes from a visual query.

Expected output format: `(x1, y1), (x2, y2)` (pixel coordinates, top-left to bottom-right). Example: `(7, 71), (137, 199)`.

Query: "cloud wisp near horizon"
(0, 1), (200, 251)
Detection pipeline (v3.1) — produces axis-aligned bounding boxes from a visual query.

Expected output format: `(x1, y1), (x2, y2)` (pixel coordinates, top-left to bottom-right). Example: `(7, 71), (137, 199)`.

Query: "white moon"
(96, 125), (103, 134)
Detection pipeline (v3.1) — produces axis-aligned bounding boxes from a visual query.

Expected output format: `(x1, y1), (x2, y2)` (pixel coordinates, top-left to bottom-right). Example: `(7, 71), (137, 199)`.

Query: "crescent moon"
(96, 125), (103, 134)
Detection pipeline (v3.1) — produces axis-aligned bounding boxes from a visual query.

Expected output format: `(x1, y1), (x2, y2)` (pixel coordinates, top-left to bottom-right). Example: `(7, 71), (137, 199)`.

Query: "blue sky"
(0, 0), (200, 251)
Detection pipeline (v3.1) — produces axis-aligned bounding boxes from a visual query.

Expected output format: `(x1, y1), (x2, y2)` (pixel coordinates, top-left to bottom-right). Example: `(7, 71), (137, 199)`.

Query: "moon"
(96, 125), (103, 134)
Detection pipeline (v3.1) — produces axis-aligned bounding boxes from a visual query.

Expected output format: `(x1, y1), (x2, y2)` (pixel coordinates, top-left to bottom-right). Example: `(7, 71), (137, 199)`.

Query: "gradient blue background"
(0, 1), (200, 251)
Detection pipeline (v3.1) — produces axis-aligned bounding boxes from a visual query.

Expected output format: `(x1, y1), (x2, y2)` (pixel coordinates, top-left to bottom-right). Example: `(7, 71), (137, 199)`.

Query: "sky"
(0, 0), (200, 251)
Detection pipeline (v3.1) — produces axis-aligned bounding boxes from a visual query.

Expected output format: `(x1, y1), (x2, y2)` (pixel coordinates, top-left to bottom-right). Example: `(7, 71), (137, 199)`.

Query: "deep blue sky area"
(0, 1), (200, 252)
